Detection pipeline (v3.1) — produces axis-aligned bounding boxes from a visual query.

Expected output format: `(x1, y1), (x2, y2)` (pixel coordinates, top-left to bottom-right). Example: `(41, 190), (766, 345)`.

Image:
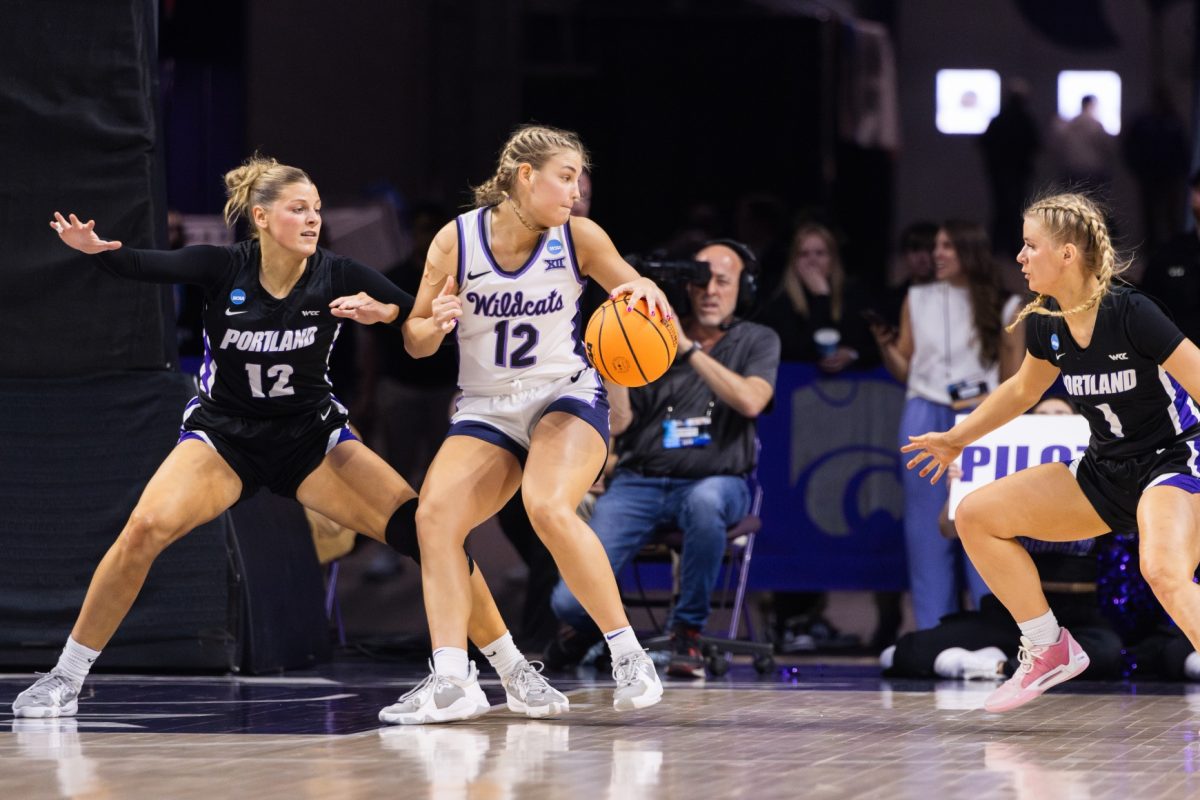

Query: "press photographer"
(548, 240), (781, 678)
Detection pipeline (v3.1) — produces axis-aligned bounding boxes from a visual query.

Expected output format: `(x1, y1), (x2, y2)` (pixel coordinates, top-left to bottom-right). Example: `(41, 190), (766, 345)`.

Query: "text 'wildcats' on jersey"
(454, 207), (589, 395)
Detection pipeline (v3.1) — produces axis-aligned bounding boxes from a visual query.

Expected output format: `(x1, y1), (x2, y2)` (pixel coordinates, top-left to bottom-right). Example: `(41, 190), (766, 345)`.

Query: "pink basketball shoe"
(983, 629), (1090, 713)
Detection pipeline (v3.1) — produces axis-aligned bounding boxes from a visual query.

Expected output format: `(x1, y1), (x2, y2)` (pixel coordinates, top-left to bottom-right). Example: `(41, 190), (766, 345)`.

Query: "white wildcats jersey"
(454, 206), (589, 395)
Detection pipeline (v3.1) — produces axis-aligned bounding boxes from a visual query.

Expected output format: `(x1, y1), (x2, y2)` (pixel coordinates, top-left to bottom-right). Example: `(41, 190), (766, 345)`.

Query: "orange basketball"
(584, 294), (678, 387)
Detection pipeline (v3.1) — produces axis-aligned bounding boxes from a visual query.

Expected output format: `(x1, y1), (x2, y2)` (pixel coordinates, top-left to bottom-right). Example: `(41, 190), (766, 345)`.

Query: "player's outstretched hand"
(610, 276), (673, 322)
(50, 212), (122, 254)
(329, 292), (400, 325)
(430, 275), (462, 333)
(900, 431), (963, 485)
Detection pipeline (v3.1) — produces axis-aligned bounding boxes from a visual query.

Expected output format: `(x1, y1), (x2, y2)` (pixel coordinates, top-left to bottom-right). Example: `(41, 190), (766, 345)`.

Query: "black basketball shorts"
(177, 397), (359, 500)
(1071, 440), (1200, 534)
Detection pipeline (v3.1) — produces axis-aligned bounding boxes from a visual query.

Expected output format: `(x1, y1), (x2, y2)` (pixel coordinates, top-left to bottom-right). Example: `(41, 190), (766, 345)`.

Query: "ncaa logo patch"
(547, 239), (563, 256)
(230, 288), (247, 306)
(1050, 333), (1060, 351)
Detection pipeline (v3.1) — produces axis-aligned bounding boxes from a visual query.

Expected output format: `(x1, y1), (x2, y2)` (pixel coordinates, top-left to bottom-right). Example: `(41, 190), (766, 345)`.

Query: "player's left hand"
(610, 276), (673, 322)
(900, 431), (963, 485)
(329, 292), (399, 325)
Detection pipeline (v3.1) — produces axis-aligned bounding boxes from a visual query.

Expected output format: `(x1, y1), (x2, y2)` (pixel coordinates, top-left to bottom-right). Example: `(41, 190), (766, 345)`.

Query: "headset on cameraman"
(699, 238), (759, 324)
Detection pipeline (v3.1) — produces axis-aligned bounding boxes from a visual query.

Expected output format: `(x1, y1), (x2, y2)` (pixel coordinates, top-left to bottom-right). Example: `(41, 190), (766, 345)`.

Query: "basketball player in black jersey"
(13, 156), (568, 722)
(903, 192), (1200, 713)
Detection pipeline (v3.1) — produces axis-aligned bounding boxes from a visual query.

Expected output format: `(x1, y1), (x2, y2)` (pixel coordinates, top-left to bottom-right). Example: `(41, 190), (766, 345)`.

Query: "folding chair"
(626, 460), (775, 676)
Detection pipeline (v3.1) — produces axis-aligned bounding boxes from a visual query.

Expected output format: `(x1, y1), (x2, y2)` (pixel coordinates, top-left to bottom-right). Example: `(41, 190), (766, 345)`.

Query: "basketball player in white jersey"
(378, 125), (672, 724)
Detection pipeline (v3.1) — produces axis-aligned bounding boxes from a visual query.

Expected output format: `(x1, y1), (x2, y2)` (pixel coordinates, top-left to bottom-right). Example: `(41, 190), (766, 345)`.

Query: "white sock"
(1017, 609), (1061, 647)
(432, 647), (470, 681)
(1185, 651), (1200, 681)
(55, 637), (100, 688)
(603, 626), (642, 660)
(481, 631), (524, 681)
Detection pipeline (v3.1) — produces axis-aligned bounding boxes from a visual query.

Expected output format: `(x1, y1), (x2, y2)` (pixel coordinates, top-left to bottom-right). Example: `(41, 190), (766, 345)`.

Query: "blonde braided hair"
(472, 124), (590, 208)
(223, 154), (312, 238)
(1007, 192), (1129, 331)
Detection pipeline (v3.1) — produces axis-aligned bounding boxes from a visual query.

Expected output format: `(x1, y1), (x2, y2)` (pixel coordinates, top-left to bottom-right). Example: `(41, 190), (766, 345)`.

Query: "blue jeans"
(551, 470), (751, 632)
(900, 396), (990, 629)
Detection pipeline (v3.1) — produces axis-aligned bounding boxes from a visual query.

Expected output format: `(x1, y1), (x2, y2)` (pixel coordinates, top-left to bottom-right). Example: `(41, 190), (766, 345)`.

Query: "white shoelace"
(396, 673), (436, 703)
(612, 653), (646, 686)
(395, 662), (454, 704)
(511, 661), (554, 698)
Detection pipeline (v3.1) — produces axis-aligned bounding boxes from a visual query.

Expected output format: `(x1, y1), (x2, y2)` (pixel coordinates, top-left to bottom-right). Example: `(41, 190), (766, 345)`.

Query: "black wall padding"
(0, 0), (175, 377)
(226, 493), (332, 675)
(0, 372), (238, 670)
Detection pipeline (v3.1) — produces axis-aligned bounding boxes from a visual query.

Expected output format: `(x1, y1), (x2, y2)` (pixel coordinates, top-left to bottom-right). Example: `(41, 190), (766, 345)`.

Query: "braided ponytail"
(472, 124), (590, 208)
(1007, 192), (1129, 330)
(223, 154), (312, 237)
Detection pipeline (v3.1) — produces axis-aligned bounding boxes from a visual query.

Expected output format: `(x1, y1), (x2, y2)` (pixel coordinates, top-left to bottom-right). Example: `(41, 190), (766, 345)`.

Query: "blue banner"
(752, 364), (909, 590)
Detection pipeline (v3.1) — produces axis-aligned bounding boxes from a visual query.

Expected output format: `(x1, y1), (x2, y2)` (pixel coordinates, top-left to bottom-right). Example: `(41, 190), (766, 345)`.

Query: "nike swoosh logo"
(1054, 352), (1065, 360)
(606, 630), (627, 641)
(225, 308), (249, 316)
(321, 407), (331, 420)
(483, 650), (497, 658)
(467, 270), (491, 280)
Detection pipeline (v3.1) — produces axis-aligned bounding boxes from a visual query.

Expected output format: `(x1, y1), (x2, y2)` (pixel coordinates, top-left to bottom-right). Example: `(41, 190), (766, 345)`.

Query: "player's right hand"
(431, 275), (462, 332)
(50, 212), (122, 254)
(900, 430), (963, 485)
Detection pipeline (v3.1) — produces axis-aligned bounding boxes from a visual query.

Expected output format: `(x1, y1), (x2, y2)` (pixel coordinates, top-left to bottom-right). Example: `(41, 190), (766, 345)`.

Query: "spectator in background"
(895, 221), (937, 289)
(870, 220), (1021, 629)
(659, 201), (722, 264)
(879, 222), (938, 328)
(1123, 86), (1190, 251)
(546, 241), (780, 678)
(756, 222), (869, 371)
(755, 222), (888, 651)
(979, 79), (1040, 258)
(735, 193), (790, 294)
(1140, 169), (1200, 346)
(1052, 95), (1117, 196)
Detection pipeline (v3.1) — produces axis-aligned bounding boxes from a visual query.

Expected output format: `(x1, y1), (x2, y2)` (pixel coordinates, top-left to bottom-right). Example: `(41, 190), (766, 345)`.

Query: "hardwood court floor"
(3, 663), (1200, 799)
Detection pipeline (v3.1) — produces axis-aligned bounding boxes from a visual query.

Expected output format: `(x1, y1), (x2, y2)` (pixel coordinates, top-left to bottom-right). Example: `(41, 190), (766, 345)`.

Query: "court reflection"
(375, 718), (664, 800)
(11, 718), (109, 799)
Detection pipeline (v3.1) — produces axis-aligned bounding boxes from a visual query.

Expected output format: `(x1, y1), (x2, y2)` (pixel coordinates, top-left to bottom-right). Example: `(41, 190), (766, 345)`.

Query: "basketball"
(584, 294), (678, 387)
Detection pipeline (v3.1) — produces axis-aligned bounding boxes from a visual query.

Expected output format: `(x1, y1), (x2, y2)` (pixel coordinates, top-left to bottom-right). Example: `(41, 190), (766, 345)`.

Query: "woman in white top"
(379, 125), (673, 725)
(873, 220), (1023, 628)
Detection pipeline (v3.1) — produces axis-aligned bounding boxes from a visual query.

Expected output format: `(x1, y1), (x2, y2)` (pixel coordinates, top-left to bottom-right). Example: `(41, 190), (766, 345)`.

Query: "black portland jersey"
(95, 241), (413, 418)
(1026, 286), (1193, 459)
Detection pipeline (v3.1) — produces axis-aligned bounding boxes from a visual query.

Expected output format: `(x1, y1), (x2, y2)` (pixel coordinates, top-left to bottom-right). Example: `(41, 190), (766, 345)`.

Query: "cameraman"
(546, 241), (781, 678)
